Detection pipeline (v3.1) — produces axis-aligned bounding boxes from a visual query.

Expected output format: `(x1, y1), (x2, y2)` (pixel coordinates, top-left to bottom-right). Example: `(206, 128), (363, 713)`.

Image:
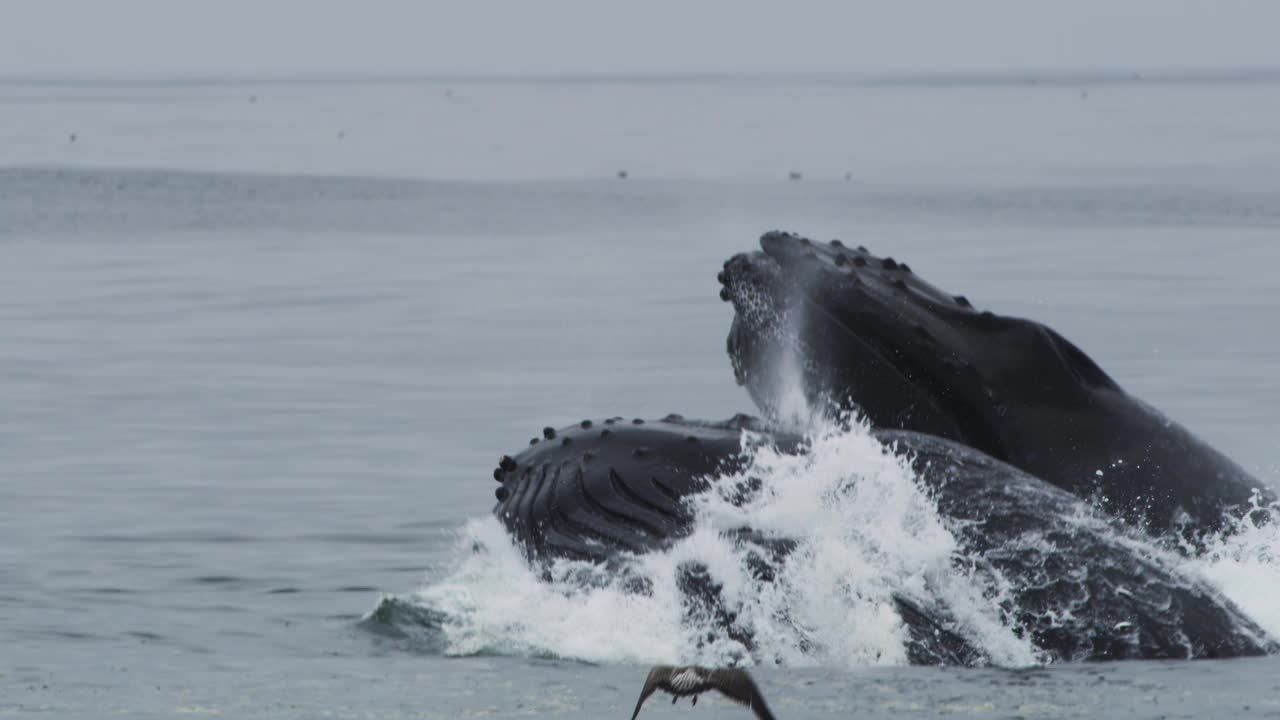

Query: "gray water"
(3, 76), (1280, 718)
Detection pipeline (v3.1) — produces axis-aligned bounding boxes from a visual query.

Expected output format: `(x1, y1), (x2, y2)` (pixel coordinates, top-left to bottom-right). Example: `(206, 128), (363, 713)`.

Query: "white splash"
(687, 422), (1040, 667)
(411, 409), (1042, 667)
(1191, 493), (1280, 639)
(412, 517), (691, 663)
(764, 339), (824, 432)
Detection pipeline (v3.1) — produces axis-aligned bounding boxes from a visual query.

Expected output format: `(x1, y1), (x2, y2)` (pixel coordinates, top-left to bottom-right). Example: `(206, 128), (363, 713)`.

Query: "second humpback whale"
(720, 231), (1272, 534)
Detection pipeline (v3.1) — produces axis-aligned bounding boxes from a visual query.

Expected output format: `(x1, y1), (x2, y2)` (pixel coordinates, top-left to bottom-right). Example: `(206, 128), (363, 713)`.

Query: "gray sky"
(4, 0), (1280, 76)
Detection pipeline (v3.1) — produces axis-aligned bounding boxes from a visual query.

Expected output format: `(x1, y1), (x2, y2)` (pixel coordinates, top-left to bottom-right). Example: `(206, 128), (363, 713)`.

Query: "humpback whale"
(491, 416), (1274, 662)
(720, 231), (1271, 533)
(478, 231), (1276, 665)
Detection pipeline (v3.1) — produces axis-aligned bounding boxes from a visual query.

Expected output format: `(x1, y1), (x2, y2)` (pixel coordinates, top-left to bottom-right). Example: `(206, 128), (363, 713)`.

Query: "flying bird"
(630, 665), (776, 720)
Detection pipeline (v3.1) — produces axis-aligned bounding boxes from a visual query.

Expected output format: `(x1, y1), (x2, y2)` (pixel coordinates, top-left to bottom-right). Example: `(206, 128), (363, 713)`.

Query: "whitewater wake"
(1192, 494), (1280, 638)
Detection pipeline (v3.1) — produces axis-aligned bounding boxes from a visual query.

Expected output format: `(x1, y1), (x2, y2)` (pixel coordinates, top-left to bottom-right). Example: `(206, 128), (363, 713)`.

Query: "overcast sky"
(3, 0), (1279, 77)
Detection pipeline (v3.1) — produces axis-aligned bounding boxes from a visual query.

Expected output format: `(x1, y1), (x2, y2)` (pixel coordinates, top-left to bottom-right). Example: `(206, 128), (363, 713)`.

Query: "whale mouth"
(720, 231), (1010, 457)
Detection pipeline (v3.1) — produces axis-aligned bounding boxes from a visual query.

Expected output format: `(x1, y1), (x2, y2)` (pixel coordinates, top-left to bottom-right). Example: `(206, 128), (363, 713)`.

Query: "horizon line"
(4, 66), (1280, 89)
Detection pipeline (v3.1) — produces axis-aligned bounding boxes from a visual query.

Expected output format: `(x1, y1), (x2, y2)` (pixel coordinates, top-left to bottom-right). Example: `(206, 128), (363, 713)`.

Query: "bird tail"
(753, 696), (779, 720)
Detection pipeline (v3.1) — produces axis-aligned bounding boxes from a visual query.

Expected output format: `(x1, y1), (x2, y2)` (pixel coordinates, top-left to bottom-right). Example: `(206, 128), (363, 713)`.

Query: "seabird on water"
(630, 665), (776, 719)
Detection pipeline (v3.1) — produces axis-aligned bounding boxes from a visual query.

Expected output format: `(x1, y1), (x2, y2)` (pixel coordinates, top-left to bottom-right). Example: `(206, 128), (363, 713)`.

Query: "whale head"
(719, 230), (1121, 464)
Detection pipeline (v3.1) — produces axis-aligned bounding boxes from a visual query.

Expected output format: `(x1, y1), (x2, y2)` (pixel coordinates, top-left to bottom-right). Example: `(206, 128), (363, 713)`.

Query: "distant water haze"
(5, 72), (1280, 184)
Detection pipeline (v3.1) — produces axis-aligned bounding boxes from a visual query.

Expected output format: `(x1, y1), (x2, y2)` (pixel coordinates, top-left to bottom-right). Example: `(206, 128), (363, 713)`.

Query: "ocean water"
(3, 74), (1280, 718)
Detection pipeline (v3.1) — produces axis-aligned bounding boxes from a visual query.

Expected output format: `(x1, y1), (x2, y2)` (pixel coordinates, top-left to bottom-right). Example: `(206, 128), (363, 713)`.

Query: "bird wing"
(709, 669), (777, 720)
(629, 667), (664, 720)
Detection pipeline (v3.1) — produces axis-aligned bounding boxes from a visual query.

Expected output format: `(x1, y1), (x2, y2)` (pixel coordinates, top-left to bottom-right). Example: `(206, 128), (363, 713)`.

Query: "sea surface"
(3, 73), (1280, 718)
